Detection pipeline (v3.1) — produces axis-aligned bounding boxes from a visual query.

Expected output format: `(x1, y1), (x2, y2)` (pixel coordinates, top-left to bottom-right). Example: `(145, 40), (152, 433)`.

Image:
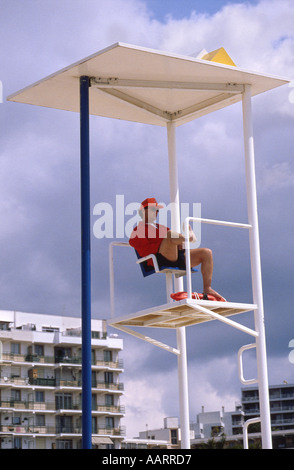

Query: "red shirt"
(129, 222), (169, 265)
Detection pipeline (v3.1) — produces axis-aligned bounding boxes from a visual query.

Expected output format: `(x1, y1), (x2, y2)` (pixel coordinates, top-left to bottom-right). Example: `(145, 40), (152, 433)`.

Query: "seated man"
(129, 197), (224, 301)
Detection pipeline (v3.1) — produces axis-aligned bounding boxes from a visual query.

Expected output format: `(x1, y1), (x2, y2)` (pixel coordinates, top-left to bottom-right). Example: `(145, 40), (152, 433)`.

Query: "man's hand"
(187, 224), (196, 243)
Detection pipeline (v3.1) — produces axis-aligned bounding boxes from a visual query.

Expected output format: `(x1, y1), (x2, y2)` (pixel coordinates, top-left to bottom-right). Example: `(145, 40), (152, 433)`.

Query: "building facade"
(191, 383), (294, 448)
(240, 383), (294, 449)
(0, 310), (124, 449)
(134, 383), (294, 449)
(137, 417), (182, 447)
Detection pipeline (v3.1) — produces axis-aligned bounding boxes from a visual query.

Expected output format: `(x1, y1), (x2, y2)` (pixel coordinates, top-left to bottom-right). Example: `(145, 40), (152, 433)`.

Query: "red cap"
(140, 197), (164, 210)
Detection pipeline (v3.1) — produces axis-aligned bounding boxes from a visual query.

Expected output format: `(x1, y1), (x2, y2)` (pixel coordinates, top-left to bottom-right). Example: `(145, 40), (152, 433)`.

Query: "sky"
(1, 0), (294, 439)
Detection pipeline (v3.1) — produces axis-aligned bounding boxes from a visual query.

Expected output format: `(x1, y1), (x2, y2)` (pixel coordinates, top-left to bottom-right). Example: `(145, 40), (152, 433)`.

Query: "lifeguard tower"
(8, 43), (289, 449)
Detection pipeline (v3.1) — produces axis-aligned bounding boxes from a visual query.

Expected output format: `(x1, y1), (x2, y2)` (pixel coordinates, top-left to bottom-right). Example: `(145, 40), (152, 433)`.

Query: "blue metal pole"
(80, 75), (92, 449)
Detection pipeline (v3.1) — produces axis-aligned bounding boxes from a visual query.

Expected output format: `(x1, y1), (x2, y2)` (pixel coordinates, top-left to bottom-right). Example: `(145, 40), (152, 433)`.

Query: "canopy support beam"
(171, 93), (238, 124)
(93, 81), (242, 125)
(94, 87), (171, 122)
(91, 77), (244, 93)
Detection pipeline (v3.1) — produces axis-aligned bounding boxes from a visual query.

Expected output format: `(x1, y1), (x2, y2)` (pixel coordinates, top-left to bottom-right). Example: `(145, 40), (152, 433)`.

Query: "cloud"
(155, 0), (294, 74)
(122, 348), (242, 437)
(122, 331), (294, 438)
(122, 375), (171, 438)
(259, 162), (294, 192)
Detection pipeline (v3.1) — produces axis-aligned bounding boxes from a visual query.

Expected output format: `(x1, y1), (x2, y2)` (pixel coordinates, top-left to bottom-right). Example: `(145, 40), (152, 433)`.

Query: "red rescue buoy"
(170, 291), (226, 302)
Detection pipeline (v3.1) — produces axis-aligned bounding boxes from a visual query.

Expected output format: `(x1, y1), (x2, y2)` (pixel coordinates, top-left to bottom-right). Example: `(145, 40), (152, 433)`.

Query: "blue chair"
(134, 250), (198, 278)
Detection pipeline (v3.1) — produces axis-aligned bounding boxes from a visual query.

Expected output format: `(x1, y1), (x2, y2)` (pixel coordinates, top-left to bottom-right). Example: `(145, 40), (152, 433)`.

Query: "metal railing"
(0, 400), (55, 411)
(0, 400), (125, 415)
(0, 424), (126, 436)
(0, 425), (55, 434)
(0, 376), (124, 392)
(243, 417), (261, 449)
(183, 216), (251, 300)
(1, 353), (123, 369)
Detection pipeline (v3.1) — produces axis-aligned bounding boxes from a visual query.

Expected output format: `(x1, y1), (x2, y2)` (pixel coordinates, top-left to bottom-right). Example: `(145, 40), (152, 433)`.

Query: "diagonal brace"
(93, 87), (171, 122)
(186, 300), (259, 337)
(109, 323), (180, 355)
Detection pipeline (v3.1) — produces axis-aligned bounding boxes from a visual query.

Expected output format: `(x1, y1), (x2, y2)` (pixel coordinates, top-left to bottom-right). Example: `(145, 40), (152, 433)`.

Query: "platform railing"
(109, 217), (253, 317)
(243, 417), (261, 449)
(183, 216), (252, 300)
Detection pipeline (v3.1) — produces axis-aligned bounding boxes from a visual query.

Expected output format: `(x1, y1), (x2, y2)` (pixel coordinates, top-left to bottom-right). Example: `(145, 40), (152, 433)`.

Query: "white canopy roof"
(7, 42), (289, 126)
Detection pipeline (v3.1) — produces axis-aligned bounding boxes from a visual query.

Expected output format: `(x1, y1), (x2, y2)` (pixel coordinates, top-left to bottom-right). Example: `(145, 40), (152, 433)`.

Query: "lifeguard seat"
(134, 250), (198, 278)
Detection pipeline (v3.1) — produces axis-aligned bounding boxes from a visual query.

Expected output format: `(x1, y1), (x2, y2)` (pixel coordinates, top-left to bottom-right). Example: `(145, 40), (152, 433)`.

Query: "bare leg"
(159, 237), (224, 300)
(189, 248), (224, 300)
(158, 234), (183, 261)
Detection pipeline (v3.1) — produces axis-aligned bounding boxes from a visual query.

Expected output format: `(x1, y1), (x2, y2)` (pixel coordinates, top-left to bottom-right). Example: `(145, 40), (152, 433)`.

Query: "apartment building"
(0, 310), (124, 449)
(137, 417), (183, 448)
(191, 383), (294, 448)
(240, 383), (294, 448)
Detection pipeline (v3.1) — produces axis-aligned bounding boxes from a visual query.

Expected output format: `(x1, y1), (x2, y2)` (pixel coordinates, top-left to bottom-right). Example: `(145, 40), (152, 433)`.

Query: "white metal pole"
(109, 242), (115, 319)
(242, 85), (272, 449)
(176, 327), (190, 448)
(167, 121), (190, 449)
(167, 121), (182, 293)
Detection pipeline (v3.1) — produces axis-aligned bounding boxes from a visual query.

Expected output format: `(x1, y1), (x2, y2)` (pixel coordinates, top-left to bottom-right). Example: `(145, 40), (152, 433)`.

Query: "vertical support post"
(165, 273), (173, 302)
(109, 242), (115, 318)
(80, 76), (92, 449)
(167, 121), (190, 449)
(242, 85), (272, 449)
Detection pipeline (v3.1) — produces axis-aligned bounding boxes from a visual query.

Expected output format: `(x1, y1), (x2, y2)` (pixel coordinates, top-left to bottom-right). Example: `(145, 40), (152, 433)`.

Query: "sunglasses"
(145, 206), (159, 213)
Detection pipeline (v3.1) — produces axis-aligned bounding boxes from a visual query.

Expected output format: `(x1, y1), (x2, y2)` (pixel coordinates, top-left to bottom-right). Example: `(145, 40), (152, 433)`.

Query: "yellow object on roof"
(201, 47), (236, 66)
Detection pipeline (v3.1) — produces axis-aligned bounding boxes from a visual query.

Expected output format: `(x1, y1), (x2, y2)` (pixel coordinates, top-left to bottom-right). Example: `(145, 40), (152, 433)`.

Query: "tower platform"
(108, 298), (257, 332)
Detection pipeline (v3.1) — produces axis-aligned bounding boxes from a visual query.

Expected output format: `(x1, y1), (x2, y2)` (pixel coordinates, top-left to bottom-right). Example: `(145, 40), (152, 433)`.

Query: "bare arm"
(167, 225), (196, 245)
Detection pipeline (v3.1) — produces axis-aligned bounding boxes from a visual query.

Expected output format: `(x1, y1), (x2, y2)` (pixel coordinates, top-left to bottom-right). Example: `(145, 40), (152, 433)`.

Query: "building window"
(35, 344), (44, 356)
(92, 416), (97, 434)
(105, 395), (114, 406)
(170, 429), (178, 445)
(106, 417), (114, 429)
(14, 437), (22, 449)
(35, 391), (44, 403)
(12, 416), (21, 425)
(104, 350), (112, 362)
(42, 326), (59, 333)
(57, 440), (73, 449)
(11, 366), (21, 378)
(11, 389), (21, 402)
(56, 415), (72, 433)
(56, 393), (72, 410)
(36, 415), (45, 426)
(11, 343), (20, 354)
(91, 370), (97, 387)
(92, 394), (97, 411)
(54, 347), (71, 362)
(104, 372), (113, 384)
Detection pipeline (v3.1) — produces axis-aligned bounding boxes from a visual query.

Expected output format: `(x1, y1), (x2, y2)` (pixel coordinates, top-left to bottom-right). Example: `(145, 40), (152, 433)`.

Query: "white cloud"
(259, 162), (294, 192)
(155, 0), (293, 75)
(187, 357), (241, 414)
(122, 376), (169, 438)
(121, 353), (241, 438)
(121, 336), (294, 438)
